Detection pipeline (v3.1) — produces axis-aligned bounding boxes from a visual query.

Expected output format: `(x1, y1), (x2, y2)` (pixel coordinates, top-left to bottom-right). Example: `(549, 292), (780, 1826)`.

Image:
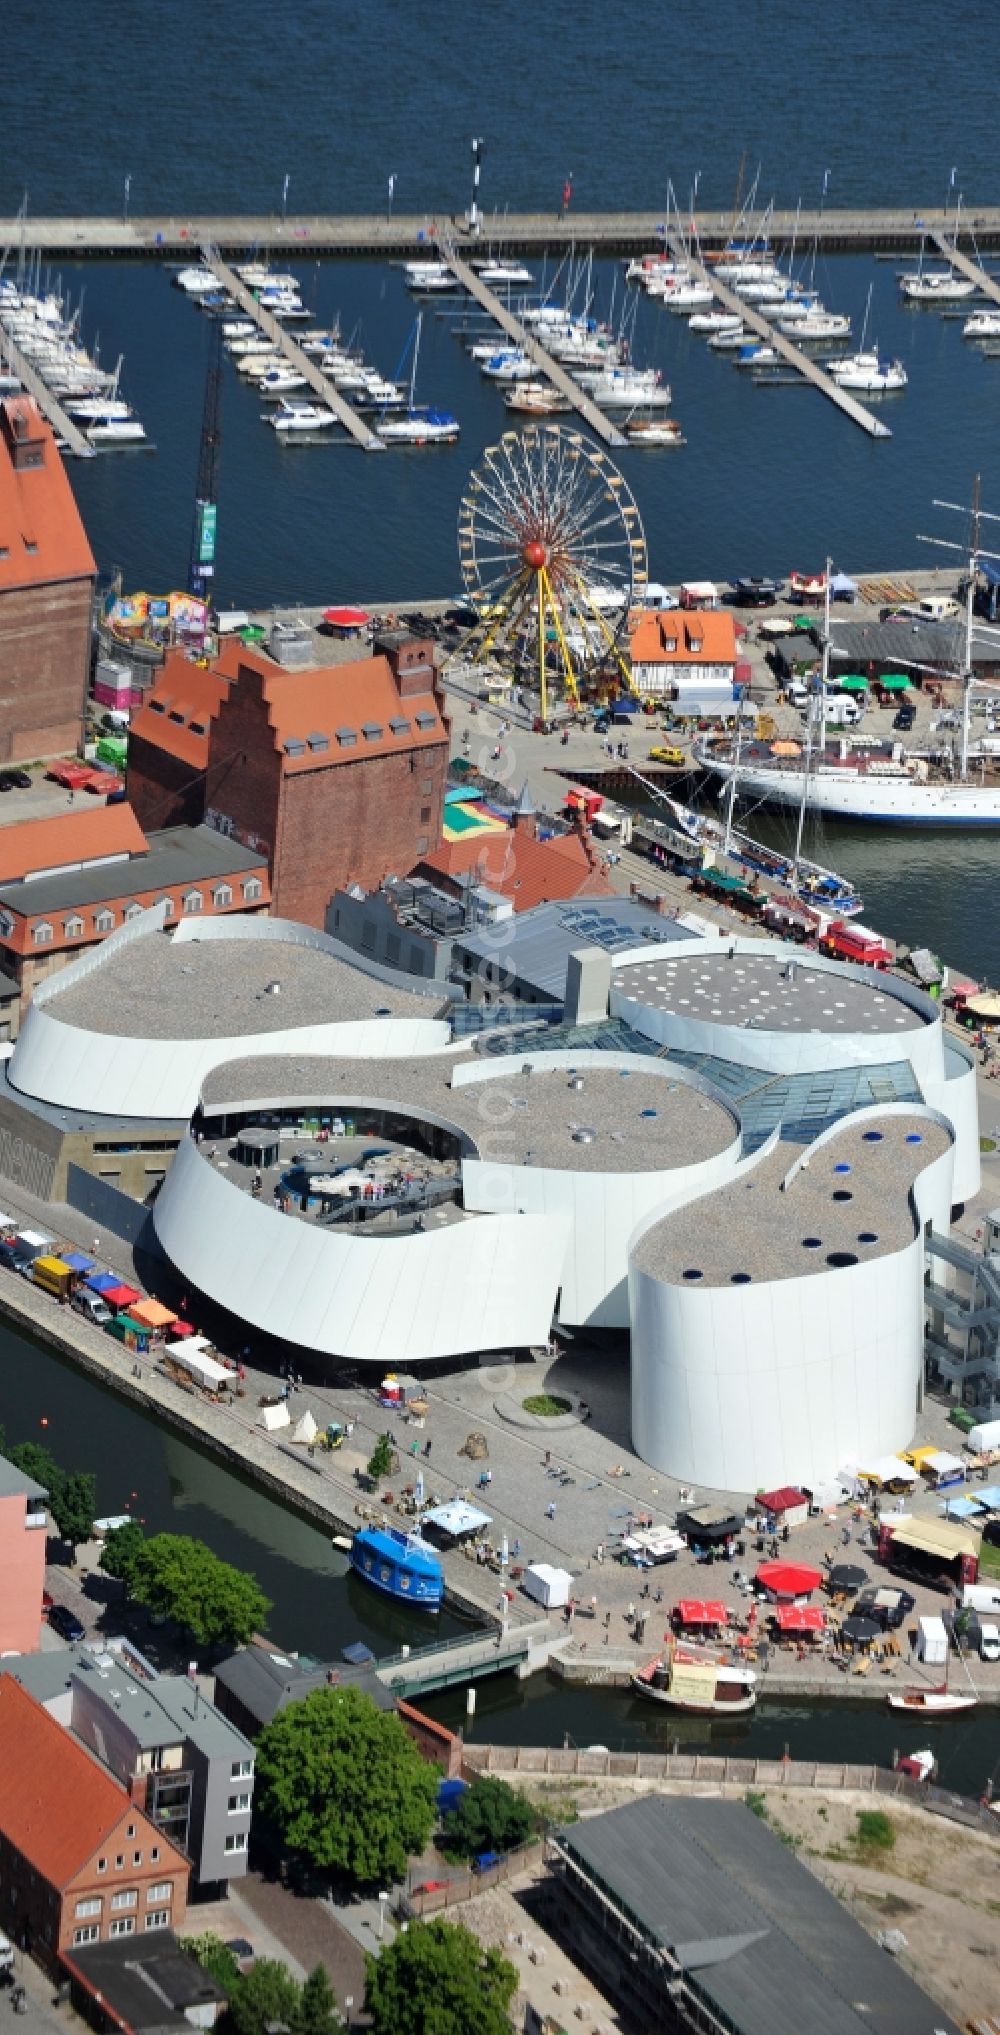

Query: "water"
(421, 1671), (1000, 1799)
(0, 1318), (469, 1658)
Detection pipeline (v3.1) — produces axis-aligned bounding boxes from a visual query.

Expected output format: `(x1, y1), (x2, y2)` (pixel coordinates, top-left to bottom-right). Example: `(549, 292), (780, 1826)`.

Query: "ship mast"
(794, 556), (831, 873)
(918, 477), (1000, 782)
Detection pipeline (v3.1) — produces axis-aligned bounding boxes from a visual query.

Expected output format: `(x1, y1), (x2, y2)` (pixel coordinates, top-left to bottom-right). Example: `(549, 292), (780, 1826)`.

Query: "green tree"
(442, 1774), (539, 1859)
(99, 1520), (147, 1594)
(229, 1960), (303, 2035)
(365, 1919), (517, 2035)
(50, 1469), (97, 1558)
(367, 1435), (394, 1484)
(131, 1533), (271, 1648)
(180, 1933), (242, 1995)
(255, 1685), (438, 1887)
(6, 1440), (63, 1494)
(296, 1965), (341, 2035)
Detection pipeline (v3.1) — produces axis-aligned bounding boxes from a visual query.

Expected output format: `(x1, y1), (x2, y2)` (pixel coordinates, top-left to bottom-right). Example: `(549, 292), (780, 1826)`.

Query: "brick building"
(0, 396), (96, 762)
(126, 633), (450, 927)
(0, 809), (269, 1008)
(0, 1678), (189, 1975)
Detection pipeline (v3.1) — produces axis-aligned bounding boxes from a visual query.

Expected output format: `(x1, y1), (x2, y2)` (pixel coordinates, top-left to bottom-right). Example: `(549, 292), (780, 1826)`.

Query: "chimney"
(376, 630), (437, 698)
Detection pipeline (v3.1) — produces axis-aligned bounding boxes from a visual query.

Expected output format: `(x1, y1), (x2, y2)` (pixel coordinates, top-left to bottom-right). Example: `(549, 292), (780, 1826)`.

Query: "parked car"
(412, 1880), (449, 1896)
(893, 705), (916, 730)
(48, 1603), (86, 1643)
(472, 1851), (503, 1875)
(648, 745), (685, 766)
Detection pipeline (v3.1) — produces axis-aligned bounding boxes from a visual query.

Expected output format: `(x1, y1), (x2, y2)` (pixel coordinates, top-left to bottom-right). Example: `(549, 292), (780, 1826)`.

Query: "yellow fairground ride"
(456, 425), (647, 720)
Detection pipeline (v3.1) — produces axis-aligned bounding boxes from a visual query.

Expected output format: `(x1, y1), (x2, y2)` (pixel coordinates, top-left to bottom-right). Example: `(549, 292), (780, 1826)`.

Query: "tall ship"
(698, 558), (1000, 827)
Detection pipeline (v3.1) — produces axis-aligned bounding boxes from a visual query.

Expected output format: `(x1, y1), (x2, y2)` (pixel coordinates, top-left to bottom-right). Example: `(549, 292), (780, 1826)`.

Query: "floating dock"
(0, 325), (94, 458)
(664, 233), (891, 441)
(929, 230), (1000, 306)
(198, 245), (384, 452)
(436, 238), (627, 446)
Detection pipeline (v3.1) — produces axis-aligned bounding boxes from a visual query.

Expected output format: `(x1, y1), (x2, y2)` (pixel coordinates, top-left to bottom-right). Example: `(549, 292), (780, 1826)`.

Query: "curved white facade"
(154, 1135), (564, 1364)
(628, 1106), (956, 1492)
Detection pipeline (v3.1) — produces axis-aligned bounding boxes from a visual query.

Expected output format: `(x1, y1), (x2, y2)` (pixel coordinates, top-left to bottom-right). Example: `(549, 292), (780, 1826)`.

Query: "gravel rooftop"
(48, 933), (440, 1038)
(201, 1053), (738, 1173)
(614, 950), (927, 1036)
(632, 1112), (952, 1285)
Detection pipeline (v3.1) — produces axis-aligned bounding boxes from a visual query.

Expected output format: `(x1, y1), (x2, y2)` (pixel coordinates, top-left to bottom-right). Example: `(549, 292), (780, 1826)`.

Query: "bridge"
(375, 1617), (553, 1698)
(3, 207), (1000, 261)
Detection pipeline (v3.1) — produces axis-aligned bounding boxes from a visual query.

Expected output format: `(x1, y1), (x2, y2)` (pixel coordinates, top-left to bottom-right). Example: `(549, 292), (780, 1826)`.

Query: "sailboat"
(376, 314), (460, 444)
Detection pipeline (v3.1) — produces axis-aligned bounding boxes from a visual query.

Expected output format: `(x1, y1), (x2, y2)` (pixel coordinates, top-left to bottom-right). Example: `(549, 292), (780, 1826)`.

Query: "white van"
(961, 1581), (1000, 1616)
(979, 1621), (1000, 1662)
(786, 678), (811, 708)
(891, 595), (962, 624)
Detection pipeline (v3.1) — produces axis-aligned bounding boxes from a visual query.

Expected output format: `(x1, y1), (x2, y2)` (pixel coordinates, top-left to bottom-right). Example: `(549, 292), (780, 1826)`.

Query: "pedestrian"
(590, 1594), (598, 1618)
(544, 1449), (551, 1467)
(546, 1500), (557, 1520)
(424, 1438), (432, 1457)
(596, 1542), (604, 1563)
(604, 1609), (612, 1630)
(92, 1238), (100, 1255)
(626, 1599), (636, 1623)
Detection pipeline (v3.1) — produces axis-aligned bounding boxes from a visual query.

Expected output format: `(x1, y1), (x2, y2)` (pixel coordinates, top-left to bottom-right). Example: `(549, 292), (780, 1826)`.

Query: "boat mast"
(795, 557), (831, 871)
(723, 701), (746, 855)
(409, 312), (421, 412)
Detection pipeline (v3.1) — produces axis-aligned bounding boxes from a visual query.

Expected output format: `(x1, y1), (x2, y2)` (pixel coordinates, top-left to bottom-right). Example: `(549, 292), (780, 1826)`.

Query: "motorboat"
(963, 311), (1000, 337)
(734, 342), (778, 367)
(236, 265), (299, 290)
(403, 261), (459, 292)
(473, 260), (535, 286)
(735, 278), (788, 303)
(715, 257), (780, 284)
(85, 417), (147, 444)
(267, 401), (339, 433)
(350, 1525), (443, 1608)
(480, 351), (534, 381)
(227, 334), (279, 356)
(64, 395), (133, 421)
(779, 312), (852, 341)
(504, 382), (570, 415)
(257, 368), (309, 396)
(660, 282), (715, 311)
(894, 1747), (937, 1781)
(174, 266), (217, 295)
(886, 1687), (977, 1714)
(625, 416), (685, 446)
(580, 373), (672, 409)
(376, 406), (460, 444)
(899, 269), (976, 301)
(708, 325), (750, 350)
(830, 350), (907, 392)
(632, 1645), (756, 1714)
(760, 291), (821, 322)
(688, 310), (743, 333)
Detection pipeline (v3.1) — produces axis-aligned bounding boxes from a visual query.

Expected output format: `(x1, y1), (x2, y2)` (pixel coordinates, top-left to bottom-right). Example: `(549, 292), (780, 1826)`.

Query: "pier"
(0, 323), (94, 458)
(7, 205), (1000, 262)
(436, 237), (626, 447)
(198, 245), (384, 451)
(929, 229), (1000, 307)
(664, 232), (891, 440)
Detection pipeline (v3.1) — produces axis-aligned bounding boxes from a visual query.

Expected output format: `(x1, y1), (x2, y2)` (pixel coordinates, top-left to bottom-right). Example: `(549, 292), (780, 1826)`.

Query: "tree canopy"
(99, 1520), (148, 1593)
(182, 1936), (341, 2035)
(130, 1533), (271, 1648)
(365, 1918), (517, 2035)
(367, 1435), (394, 1483)
(3, 1438), (96, 1557)
(442, 1774), (539, 1859)
(255, 1684), (439, 1887)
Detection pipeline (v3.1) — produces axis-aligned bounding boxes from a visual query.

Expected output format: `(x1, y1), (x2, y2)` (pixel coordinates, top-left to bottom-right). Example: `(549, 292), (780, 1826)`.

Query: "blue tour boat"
(350, 1525), (444, 1608)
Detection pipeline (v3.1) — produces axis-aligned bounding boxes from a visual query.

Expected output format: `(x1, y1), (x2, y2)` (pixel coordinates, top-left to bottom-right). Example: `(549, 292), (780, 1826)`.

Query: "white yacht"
(734, 342), (778, 367)
(830, 349), (907, 392)
(64, 395), (133, 421)
(268, 401), (339, 433)
(780, 311), (852, 341)
(174, 266), (217, 295)
(256, 368), (309, 396)
(963, 310), (1000, 337)
(376, 407), (459, 443)
(708, 325), (750, 350)
(660, 281), (715, 310)
(85, 417), (147, 444)
(403, 261), (458, 292)
(480, 351), (534, 381)
(473, 260), (534, 286)
(899, 269), (975, 301)
(688, 310), (743, 333)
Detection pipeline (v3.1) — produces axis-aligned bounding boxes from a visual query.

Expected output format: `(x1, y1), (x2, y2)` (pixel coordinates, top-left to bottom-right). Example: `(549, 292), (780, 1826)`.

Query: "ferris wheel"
(456, 426), (647, 719)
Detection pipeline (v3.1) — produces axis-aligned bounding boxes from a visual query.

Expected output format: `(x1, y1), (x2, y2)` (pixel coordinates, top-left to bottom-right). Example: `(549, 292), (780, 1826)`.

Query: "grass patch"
(855, 1809), (896, 1855)
(744, 1790), (768, 1820)
(523, 1394), (572, 1417)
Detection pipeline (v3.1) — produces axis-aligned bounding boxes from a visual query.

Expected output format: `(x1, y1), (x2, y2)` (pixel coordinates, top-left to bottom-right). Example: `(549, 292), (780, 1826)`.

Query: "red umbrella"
(322, 606), (370, 628)
(755, 1560), (823, 1600)
(775, 1604), (825, 1633)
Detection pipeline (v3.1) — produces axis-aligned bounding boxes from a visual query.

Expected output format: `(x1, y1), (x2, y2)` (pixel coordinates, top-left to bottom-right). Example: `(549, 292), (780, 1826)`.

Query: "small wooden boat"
(632, 1644), (756, 1714)
(504, 383), (570, 415)
(894, 1747), (936, 1781)
(886, 1686), (977, 1714)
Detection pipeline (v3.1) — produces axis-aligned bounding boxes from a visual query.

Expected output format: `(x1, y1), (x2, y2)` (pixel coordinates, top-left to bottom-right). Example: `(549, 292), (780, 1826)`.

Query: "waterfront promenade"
(4, 206), (1000, 260)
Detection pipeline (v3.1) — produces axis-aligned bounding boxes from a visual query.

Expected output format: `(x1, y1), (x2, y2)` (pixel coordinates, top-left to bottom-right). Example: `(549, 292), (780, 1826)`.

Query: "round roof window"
(832, 1189), (853, 1202)
(834, 1162), (851, 1174)
(640, 1108), (658, 1119)
(682, 1268), (703, 1282)
(827, 1250), (859, 1268)
(905, 1131), (923, 1144)
(730, 1272), (752, 1285)
(858, 1231), (879, 1245)
(862, 1130), (883, 1143)
(802, 1237), (822, 1250)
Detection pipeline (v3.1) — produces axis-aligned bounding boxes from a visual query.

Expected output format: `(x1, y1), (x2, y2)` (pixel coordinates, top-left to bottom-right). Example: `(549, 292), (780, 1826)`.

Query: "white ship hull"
(702, 751), (1000, 826)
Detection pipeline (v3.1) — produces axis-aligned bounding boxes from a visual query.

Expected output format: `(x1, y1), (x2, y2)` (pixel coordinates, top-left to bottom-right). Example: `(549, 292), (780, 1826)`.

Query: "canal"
(7, 1314), (1000, 1797)
(0, 1317), (469, 1659)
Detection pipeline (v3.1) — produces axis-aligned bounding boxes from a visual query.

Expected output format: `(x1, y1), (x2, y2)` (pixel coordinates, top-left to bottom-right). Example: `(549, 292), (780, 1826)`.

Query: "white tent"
(421, 1500), (492, 1540)
(291, 1409), (318, 1444)
(259, 1402), (291, 1432)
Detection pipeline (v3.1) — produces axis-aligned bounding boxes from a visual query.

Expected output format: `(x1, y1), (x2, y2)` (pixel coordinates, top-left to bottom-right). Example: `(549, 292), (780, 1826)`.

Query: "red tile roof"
(130, 643), (449, 774)
(0, 1679), (158, 1888)
(0, 803), (148, 885)
(0, 399), (96, 593)
(630, 609), (737, 665)
(416, 821), (612, 912)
